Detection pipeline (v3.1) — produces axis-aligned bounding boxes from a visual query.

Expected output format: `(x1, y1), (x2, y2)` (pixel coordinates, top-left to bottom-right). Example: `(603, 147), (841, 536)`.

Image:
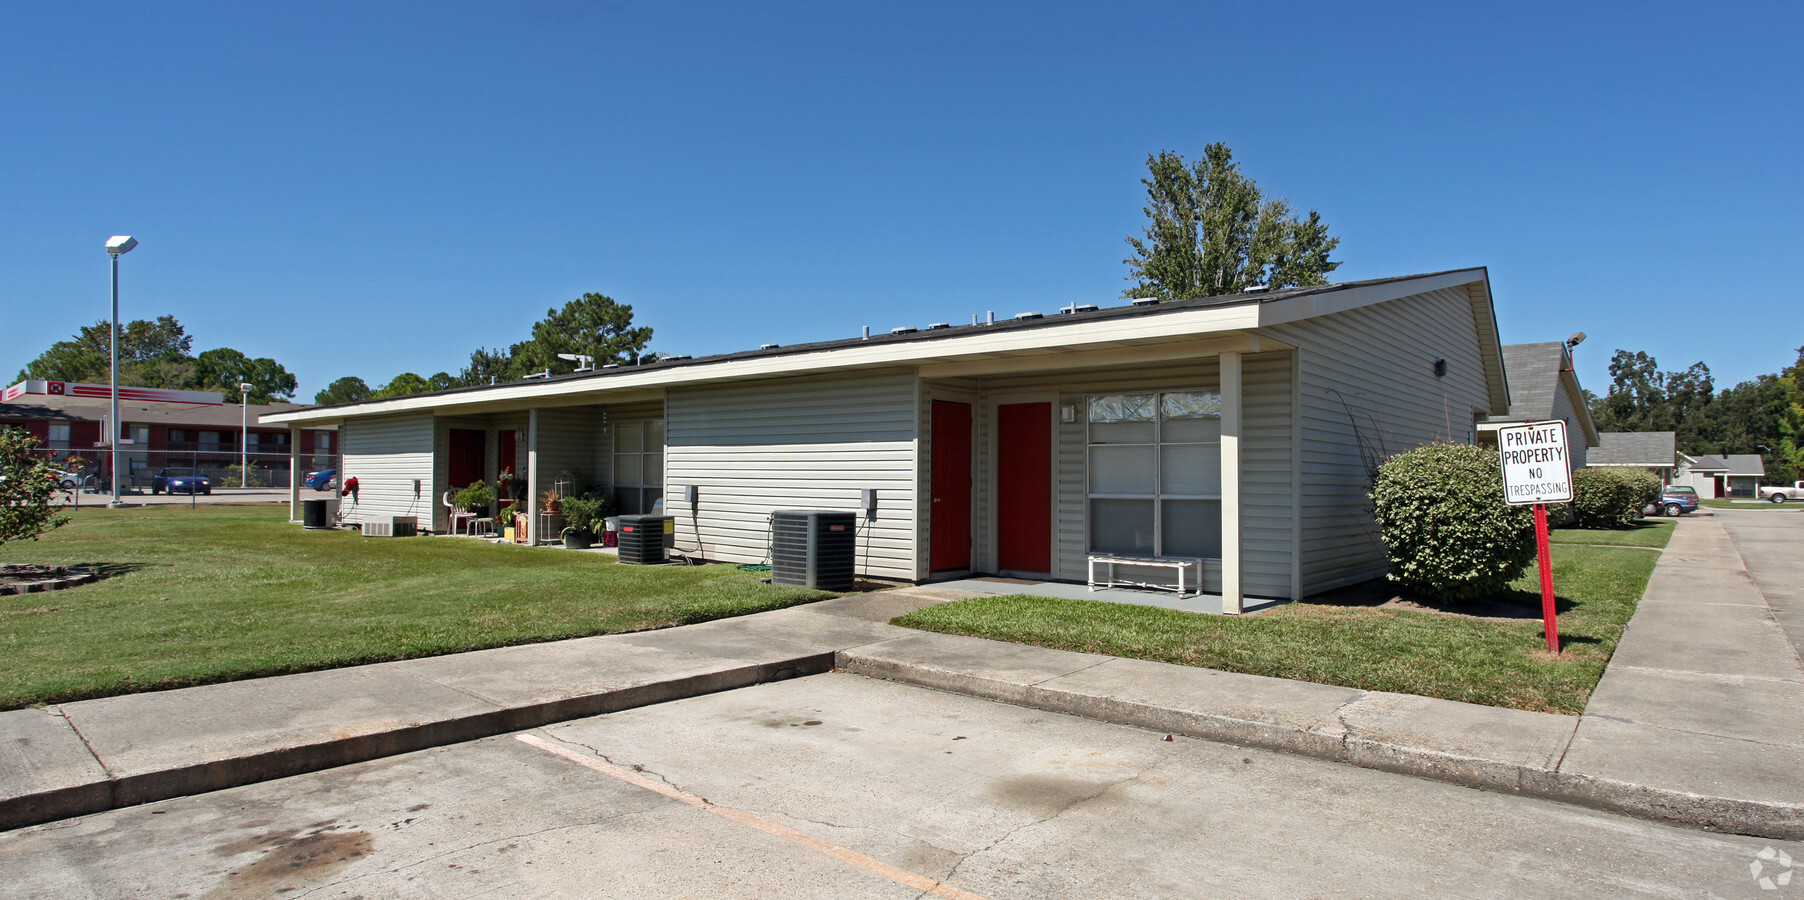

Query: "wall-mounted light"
(1060, 403), (1078, 423)
(1433, 359), (1448, 378)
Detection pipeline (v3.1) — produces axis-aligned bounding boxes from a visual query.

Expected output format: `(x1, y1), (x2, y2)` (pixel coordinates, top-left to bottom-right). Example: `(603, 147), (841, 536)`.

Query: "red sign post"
(1497, 420), (1575, 655)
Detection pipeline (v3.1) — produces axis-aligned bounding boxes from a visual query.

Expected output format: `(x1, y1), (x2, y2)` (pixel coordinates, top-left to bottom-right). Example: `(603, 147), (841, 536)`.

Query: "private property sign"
(1498, 420), (1574, 505)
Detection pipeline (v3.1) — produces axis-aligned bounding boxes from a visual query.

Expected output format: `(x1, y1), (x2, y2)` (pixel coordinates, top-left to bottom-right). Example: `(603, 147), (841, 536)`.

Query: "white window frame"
(1084, 390), (1223, 560)
(611, 419), (664, 515)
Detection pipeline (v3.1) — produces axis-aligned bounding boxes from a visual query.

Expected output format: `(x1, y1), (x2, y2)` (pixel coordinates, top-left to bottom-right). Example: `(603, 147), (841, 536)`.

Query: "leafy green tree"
(0, 429), (68, 549)
(426, 372), (461, 392)
(17, 315), (196, 385)
(508, 292), (654, 376)
(1123, 145), (1340, 300)
(314, 376), (373, 406)
(457, 347), (516, 386)
(194, 348), (298, 403)
(373, 372), (433, 399)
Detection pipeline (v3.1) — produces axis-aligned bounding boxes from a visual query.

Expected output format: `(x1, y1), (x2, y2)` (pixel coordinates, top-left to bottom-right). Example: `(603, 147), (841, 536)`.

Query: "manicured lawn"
(1550, 519), (1673, 548)
(893, 542), (1660, 715)
(1700, 497), (1798, 510)
(0, 504), (830, 710)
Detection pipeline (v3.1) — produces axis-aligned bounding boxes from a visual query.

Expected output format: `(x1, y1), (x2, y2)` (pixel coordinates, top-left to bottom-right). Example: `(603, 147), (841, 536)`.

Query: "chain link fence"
(25, 447), (339, 494)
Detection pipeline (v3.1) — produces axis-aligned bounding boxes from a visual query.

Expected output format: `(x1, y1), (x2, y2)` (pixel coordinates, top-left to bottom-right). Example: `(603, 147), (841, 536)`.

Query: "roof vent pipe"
(986, 310), (994, 325)
(1131, 297), (1160, 307)
(862, 325), (870, 340)
(761, 343), (780, 350)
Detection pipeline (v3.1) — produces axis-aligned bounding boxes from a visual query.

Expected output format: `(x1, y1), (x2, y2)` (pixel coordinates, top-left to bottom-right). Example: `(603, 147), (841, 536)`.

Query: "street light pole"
(104, 236), (138, 508)
(240, 382), (253, 488)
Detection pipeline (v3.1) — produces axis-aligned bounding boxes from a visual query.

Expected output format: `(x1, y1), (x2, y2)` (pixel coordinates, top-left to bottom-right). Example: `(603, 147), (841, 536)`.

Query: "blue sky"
(3, 2), (1800, 402)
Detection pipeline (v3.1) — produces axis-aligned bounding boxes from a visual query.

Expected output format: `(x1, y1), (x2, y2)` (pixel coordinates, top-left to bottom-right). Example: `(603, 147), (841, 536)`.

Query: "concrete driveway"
(2, 674), (1790, 899)
(1717, 508), (1804, 658)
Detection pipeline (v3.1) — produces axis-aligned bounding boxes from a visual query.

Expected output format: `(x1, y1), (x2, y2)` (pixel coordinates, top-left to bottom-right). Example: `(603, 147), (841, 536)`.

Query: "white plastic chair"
(443, 491), (476, 535)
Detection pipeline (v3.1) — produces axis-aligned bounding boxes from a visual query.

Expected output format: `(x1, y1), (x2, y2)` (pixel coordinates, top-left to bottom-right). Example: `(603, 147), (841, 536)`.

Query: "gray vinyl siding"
(339, 414), (435, 529)
(664, 371), (917, 579)
(1242, 351), (1297, 599)
(946, 353), (1295, 598)
(532, 409), (601, 493)
(1550, 383), (1589, 470)
(1265, 286), (1495, 595)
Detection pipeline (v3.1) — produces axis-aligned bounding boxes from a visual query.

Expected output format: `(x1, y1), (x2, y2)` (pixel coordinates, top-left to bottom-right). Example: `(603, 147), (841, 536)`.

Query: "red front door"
(497, 430), (518, 498)
(448, 429), (486, 492)
(930, 401), (972, 571)
(997, 402), (1051, 573)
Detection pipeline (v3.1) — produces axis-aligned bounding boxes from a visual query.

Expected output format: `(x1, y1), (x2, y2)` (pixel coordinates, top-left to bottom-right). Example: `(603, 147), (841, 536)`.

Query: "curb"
(837, 646), (1804, 841)
(1, 653), (833, 832)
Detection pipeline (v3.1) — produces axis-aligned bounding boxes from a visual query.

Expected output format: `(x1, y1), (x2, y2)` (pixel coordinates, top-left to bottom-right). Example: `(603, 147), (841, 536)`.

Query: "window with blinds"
(1086, 391), (1222, 559)
(612, 419), (664, 515)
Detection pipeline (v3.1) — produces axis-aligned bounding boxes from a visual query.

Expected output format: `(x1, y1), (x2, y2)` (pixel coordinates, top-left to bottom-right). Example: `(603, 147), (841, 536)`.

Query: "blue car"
(1646, 486), (1699, 517)
(151, 467), (211, 495)
(304, 468), (339, 491)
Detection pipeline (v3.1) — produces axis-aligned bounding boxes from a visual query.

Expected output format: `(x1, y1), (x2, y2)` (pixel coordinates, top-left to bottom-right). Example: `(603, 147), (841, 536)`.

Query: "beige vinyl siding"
(1265, 286), (1494, 595)
(951, 353), (1294, 598)
(665, 371), (917, 579)
(339, 414), (435, 529)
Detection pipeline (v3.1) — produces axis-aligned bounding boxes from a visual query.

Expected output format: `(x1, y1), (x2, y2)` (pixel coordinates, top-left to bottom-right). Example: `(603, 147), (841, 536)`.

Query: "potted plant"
(558, 494), (603, 550)
(498, 502), (518, 541)
(454, 480), (496, 517)
(497, 467), (515, 501)
(541, 488), (562, 514)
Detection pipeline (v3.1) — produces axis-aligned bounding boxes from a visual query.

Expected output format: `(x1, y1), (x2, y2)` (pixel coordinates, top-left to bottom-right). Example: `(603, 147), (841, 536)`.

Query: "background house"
(1677, 453), (1766, 499)
(1586, 432), (1679, 484)
(2, 380), (335, 489)
(1477, 341), (1599, 466)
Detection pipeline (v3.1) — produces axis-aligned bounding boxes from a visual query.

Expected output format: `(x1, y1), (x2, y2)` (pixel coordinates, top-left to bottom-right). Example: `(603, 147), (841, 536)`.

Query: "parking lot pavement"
(60, 488), (292, 506)
(3, 675), (1791, 899)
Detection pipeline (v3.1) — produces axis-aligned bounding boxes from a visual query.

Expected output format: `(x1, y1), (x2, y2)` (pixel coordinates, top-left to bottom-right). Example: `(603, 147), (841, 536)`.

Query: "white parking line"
(516, 733), (989, 900)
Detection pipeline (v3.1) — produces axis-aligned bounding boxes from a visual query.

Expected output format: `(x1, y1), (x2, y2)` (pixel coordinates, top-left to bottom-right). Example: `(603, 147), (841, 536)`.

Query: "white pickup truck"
(1758, 481), (1804, 503)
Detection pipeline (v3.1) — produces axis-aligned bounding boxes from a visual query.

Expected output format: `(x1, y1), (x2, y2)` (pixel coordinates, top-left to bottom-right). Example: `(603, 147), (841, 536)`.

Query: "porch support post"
(1220, 350), (1243, 614)
(288, 425), (302, 523)
(526, 409), (540, 545)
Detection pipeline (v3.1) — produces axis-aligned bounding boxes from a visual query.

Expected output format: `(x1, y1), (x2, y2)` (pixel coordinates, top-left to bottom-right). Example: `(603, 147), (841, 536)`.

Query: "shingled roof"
(1588, 432), (1677, 467)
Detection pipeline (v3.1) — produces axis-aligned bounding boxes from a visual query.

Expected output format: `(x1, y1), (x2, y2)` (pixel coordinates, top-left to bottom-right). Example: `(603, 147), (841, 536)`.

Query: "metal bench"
(1087, 554), (1204, 599)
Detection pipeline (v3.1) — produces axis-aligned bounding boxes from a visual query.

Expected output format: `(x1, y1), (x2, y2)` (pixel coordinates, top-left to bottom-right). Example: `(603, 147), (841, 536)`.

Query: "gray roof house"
(1480, 342), (1598, 467)
(266, 267), (1551, 613)
(1587, 432), (1679, 480)
(1680, 453), (1767, 498)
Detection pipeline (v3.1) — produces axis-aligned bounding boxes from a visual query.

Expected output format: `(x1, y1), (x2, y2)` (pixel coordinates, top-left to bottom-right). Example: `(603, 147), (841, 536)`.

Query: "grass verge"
(1550, 519), (1673, 548)
(0, 504), (829, 710)
(894, 542), (1660, 714)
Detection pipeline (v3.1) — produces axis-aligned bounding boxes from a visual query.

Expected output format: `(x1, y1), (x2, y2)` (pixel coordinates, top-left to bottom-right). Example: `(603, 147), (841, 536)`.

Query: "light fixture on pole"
(105, 235), (138, 508)
(239, 382), (254, 488)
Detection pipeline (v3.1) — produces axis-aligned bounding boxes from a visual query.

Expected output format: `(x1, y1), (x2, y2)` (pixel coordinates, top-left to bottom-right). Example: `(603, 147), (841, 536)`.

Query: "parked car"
(1757, 480), (1804, 503)
(49, 468), (84, 489)
(151, 467), (211, 495)
(304, 468), (339, 491)
(1644, 485), (1699, 517)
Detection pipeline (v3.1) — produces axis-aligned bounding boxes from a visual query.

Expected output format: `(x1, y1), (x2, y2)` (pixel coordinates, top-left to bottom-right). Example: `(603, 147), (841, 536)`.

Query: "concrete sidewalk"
(6, 513), (1801, 839)
(841, 513), (1804, 839)
(0, 587), (970, 831)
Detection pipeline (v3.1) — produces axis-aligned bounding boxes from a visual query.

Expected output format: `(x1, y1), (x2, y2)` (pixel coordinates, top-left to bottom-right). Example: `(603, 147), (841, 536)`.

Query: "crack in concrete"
(541, 732), (689, 796)
(50, 706), (114, 779)
(1028, 657), (1112, 687)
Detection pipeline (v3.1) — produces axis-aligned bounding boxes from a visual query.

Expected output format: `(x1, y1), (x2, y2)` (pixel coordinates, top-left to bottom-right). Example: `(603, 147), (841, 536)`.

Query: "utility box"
(770, 510), (856, 590)
(360, 516), (417, 538)
(302, 498), (338, 530)
(617, 514), (674, 565)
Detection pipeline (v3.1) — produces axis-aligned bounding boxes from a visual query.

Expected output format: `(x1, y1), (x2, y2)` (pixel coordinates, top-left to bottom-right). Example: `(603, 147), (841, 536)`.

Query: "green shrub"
(453, 480), (495, 512)
(1570, 467), (1659, 527)
(557, 494), (605, 533)
(1371, 442), (1536, 602)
